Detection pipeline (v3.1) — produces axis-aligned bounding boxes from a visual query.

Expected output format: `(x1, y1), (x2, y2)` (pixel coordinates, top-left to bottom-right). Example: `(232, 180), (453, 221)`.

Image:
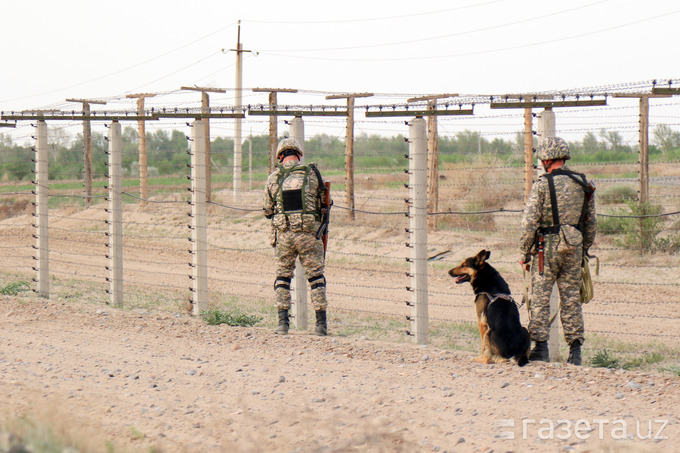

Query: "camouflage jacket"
(263, 160), (326, 233)
(520, 164), (597, 256)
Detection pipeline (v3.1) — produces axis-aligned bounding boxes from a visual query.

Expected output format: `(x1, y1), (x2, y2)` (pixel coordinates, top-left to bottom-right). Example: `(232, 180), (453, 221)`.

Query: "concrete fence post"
(190, 119), (209, 315)
(409, 117), (428, 344)
(289, 116), (308, 330)
(107, 121), (123, 307)
(34, 120), (49, 298)
(536, 109), (560, 362)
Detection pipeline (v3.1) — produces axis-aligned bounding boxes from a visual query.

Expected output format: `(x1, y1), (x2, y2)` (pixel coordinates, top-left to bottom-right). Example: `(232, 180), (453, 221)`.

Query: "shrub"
(598, 185), (637, 205)
(591, 349), (621, 368)
(652, 234), (680, 254)
(602, 201), (665, 252)
(201, 309), (262, 327)
(0, 281), (30, 295)
(597, 212), (626, 236)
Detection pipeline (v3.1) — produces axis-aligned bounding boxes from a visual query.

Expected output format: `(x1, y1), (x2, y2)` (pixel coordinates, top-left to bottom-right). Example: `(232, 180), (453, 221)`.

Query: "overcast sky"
(2, 0), (679, 143)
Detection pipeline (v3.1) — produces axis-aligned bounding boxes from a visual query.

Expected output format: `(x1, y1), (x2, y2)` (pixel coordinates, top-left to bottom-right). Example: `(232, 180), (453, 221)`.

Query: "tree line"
(1, 124), (679, 182)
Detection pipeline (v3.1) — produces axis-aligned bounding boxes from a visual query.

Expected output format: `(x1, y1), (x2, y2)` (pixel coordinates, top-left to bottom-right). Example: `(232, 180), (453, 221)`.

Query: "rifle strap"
(309, 163), (325, 196)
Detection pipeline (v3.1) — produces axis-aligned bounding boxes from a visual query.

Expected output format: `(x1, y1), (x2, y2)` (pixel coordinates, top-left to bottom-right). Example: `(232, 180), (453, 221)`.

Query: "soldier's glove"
(520, 253), (531, 266)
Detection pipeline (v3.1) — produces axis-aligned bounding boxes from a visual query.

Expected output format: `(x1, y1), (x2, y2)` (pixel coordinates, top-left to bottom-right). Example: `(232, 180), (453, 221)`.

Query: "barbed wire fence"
(1, 80), (679, 352)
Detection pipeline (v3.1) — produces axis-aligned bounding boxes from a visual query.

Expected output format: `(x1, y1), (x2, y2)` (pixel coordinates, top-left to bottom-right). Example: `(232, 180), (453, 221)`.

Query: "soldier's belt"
(538, 224), (580, 235)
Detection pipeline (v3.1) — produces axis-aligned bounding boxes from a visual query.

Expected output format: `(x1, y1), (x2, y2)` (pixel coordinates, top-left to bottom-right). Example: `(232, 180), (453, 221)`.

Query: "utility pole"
(252, 88), (299, 171)
(66, 98), (107, 207)
(229, 20), (252, 197)
(249, 128), (253, 191)
(523, 108), (534, 200)
(406, 94), (458, 230)
(180, 86), (227, 202)
(126, 93), (157, 206)
(325, 92), (374, 220)
(612, 92), (671, 205)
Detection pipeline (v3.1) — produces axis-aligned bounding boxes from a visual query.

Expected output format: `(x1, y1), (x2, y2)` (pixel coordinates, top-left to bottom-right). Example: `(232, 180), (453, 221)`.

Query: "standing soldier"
(520, 137), (596, 365)
(263, 138), (330, 336)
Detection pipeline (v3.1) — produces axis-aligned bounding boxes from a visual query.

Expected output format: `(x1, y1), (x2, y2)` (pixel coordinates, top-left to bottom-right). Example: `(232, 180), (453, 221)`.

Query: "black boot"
(275, 309), (289, 335)
(315, 310), (327, 336)
(529, 340), (549, 362)
(567, 340), (582, 366)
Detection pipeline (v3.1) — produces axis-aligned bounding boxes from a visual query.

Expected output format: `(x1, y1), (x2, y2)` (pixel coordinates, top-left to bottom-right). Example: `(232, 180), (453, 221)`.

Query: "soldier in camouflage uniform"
(263, 138), (329, 336)
(519, 137), (596, 365)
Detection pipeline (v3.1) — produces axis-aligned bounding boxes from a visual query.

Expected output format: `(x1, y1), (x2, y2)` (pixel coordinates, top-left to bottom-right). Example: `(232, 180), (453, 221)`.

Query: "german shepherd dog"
(448, 250), (530, 366)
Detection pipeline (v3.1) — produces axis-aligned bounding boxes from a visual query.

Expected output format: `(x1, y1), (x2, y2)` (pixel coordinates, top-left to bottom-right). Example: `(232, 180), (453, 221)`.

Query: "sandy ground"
(1, 295), (679, 453)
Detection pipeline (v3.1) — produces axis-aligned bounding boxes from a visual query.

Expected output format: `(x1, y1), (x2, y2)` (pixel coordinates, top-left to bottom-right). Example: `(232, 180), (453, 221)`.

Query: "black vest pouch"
(282, 189), (303, 212)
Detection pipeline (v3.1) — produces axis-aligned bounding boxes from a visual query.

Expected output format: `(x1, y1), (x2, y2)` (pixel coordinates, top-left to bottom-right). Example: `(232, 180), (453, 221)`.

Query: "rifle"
(316, 182), (332, 257)
(537, 233), (545, 276)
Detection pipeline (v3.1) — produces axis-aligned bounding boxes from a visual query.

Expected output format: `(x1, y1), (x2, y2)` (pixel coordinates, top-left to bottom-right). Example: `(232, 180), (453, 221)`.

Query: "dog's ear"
(475, 249), (490, 267)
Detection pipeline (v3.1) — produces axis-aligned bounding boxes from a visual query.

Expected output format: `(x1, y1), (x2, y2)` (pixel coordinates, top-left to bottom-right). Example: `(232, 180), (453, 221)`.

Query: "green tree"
(652, 124), (680, 156)
(599, 129), (626, 152)
(582, 131), (599, 151)
(454, 130), (483, 155)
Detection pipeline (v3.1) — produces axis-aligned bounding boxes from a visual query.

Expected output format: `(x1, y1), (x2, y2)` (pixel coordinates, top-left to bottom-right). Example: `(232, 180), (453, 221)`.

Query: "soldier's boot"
(529, 340), (549, 362)
(567, 339), (582, 366)
(314, 310), (327, 336)
(275, 309), (289, 335)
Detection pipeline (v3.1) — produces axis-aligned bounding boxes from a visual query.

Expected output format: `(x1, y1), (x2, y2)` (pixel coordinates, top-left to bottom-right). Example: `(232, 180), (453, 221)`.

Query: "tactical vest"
(271, 163), (324, 233)
(275, 162), (323, 216)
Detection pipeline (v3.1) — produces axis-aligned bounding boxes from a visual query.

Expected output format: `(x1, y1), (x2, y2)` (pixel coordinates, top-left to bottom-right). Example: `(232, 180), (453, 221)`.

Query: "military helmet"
(276, 138), (303, 159)
(536, 137), (571, 161)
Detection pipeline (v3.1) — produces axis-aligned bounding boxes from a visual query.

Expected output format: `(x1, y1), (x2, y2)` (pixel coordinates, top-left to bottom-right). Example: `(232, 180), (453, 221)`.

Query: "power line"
(0, 22), (239, 104)
(259, 0), (609, 52)
(125, 50), (223, 94)
(243, 0), (507, 24)
(259, 8), (680, 62)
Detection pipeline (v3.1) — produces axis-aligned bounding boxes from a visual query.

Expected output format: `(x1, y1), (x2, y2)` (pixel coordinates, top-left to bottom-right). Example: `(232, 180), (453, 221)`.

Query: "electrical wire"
(259, 0), (609, 52)
(0, 22), (239, 104)
(244, 0), (507, 25)
(260, 9), (680, 62)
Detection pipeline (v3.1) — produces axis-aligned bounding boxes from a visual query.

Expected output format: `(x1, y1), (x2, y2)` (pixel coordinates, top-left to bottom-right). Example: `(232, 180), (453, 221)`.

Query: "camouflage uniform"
(263, 159), (328, 311)
(520, 140), (596, 346)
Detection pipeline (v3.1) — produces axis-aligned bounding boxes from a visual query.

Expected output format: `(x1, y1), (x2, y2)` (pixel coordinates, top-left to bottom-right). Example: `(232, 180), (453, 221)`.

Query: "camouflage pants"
(529, 240), (584, 345)
(274, 229), (327, 311)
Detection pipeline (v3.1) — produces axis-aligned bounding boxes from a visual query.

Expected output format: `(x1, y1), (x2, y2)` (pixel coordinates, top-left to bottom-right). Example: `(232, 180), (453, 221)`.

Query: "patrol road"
(1, 295), (678, 452)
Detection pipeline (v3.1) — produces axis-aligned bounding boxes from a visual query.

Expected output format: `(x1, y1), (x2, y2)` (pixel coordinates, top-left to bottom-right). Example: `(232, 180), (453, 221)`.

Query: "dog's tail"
(514, 353), (529, 367)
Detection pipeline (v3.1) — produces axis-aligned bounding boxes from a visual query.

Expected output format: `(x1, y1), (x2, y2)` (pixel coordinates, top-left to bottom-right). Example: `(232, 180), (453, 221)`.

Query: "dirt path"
(1, 295), (678, 452)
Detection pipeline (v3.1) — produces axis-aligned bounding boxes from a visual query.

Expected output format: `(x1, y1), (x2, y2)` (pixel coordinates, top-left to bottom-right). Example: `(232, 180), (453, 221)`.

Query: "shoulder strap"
(543, 173), (560, 228)
(552, 168), (593, 194)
